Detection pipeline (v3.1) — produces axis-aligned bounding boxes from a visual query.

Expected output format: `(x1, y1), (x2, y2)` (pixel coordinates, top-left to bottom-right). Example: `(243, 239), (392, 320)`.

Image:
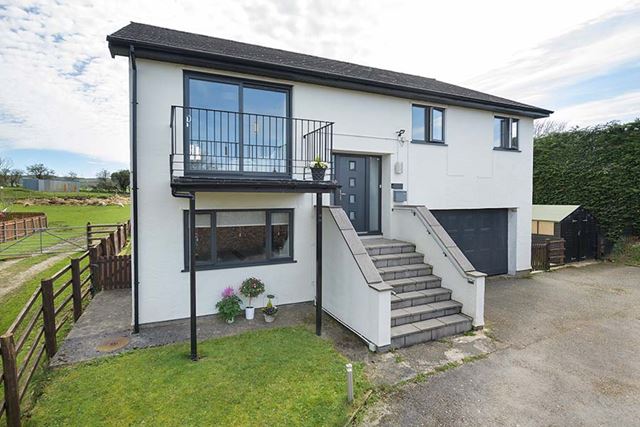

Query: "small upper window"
(494, 116), (519, 150)
(412, 105), (445, 143)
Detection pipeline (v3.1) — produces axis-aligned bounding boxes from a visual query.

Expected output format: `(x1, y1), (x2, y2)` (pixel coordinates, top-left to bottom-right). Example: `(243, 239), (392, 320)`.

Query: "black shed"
(532, 205), (599, 263)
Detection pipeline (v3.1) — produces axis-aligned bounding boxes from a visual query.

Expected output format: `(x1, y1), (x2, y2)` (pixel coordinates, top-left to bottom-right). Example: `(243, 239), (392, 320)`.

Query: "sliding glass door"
(185, 73), (289, 175)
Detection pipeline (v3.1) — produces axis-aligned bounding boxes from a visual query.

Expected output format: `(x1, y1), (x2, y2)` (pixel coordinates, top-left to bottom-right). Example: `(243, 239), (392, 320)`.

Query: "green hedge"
(533, 120), (640, 239)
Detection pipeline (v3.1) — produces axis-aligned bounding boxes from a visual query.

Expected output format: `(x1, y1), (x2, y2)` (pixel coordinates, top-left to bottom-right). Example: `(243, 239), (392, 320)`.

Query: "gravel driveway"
(365, 263), (640, 426)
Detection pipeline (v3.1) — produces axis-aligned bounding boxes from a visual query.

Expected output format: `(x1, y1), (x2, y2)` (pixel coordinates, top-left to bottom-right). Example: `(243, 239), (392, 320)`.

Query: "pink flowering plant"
(239, 277), (265, 308)
(215, 286), (243, 322)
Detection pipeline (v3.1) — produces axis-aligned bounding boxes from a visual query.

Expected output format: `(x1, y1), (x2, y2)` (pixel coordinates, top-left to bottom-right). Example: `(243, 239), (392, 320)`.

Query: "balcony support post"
(315, 192), (323, 336)
(189, 192), (198, 361)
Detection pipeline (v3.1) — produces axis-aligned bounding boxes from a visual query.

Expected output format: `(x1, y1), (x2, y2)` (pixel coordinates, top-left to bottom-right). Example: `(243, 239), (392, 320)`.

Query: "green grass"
(25, 327), (369, 426)
(0, 255), (79, 334)
(0, 187), (119, 200)
(9, 204), (130, 228)
(1, 204), (130, 256)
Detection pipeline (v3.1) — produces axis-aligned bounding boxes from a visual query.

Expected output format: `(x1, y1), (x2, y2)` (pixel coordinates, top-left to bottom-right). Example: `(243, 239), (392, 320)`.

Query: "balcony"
(170, 106), (338, 193)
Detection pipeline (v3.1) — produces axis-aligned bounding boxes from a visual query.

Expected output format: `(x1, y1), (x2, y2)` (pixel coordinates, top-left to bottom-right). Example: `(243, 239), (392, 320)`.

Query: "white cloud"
(0, 0), (639, 165)
(552, 90), (640, 126)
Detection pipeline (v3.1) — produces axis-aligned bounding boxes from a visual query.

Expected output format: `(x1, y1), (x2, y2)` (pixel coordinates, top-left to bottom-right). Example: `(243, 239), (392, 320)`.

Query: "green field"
(0, 187), (120, 200)
(26, 327), (368, 426)
(1, 204), (130, 257)
(9, 204), (130, 228)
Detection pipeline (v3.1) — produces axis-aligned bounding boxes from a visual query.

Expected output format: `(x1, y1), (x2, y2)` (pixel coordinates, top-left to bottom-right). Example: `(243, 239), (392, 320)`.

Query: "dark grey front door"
(432, 209), (508, 275)
(334, 154), (381, 234)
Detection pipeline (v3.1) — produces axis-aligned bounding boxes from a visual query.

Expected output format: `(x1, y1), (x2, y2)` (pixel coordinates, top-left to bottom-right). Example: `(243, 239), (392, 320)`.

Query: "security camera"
(396, 129), (406, 137)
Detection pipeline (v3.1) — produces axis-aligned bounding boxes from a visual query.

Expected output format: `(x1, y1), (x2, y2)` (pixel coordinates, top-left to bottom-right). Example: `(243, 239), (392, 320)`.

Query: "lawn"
(25, 327), (368, 426)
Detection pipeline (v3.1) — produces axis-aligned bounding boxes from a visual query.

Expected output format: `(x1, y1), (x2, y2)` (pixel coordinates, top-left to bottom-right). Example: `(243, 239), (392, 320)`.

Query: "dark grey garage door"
(432, 209), (508, 276)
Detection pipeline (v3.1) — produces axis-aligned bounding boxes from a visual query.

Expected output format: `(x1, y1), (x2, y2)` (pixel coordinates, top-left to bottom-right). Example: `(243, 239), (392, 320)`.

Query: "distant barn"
(21, 178), (80, 193)
(532, 205), (599, 263)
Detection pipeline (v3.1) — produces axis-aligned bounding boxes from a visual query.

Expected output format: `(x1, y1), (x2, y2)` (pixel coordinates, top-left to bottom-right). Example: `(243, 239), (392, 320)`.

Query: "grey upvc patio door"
(185, 73), (290, 175)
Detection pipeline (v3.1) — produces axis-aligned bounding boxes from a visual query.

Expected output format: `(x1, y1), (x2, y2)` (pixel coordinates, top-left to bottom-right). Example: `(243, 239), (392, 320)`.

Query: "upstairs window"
(494, 116), (519, 150)
(412, 105), (445, 144)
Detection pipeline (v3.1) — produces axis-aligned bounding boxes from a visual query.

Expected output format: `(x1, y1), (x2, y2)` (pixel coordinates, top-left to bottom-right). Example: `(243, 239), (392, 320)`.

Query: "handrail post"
(1, 333), (21, 427)
(71, 258), (82, 321)
(40, 279), (57, 359)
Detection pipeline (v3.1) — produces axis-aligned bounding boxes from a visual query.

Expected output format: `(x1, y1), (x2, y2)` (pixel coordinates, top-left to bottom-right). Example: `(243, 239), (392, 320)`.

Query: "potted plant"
(215, 286), (243, 324)
(309, 156), (328, 181)
(239, 277), (265, 320)
(262, 294), (278, 323)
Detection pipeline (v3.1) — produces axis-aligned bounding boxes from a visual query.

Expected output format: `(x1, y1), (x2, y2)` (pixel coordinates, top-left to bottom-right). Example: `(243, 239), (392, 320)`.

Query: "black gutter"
(129, 45), (140, 333)
(107, 41), (552, 119)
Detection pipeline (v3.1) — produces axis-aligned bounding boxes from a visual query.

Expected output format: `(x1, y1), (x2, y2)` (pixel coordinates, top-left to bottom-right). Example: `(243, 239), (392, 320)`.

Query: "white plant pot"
(264, 314), (275, 323)
(245, 306), (255, 320)
(226, 317), (235, 324)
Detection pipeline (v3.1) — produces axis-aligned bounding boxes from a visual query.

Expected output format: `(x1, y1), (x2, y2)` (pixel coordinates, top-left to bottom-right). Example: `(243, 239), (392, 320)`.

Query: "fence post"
(71, 258), (82, 321)
(86, 222), (91, 250)
(40, 279), (57, 359)
(89, 246), (99, 293)
(1, 333), (22, 427)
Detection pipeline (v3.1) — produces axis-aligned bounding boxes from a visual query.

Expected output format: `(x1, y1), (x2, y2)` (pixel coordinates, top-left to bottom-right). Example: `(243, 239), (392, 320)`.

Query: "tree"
(0, 168), (9, 186)
(0, 157), (13, 186)
(8, 169), (22, 187)
(26, 163), (55, 179)
(67, 171), (78, 180)
(96, 169), (113, 191)
(534, 119), (569, 138)
(110, 169), (130, 192)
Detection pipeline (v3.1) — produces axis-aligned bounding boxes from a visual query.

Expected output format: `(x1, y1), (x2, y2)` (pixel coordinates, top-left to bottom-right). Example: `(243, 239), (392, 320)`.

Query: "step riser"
(373, 255), (424, 268)
(366, 245), (415, 256)
(392, 306), (461, 327)
(391, 292), (452, 310)
(391, 319), (472, 348)
(381, 267), (432, 281)
(391, 279), (442, 293)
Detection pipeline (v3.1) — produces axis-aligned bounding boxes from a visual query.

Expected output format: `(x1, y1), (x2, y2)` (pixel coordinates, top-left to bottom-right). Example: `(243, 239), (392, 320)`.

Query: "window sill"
(411, 140), (447, 146)
(182, 258), (297, 272)
(493, 147), (521, 152)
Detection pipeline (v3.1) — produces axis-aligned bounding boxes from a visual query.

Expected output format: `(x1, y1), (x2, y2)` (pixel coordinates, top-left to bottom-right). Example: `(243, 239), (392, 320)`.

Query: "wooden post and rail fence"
(0, 221), (131, 426)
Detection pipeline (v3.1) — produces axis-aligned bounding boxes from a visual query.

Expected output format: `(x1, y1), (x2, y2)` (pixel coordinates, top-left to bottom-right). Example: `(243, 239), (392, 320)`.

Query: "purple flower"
(222, 286), (235, 298)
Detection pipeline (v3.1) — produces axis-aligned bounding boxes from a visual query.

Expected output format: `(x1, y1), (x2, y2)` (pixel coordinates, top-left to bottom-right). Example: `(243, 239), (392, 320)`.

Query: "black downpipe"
(130, 46), (140, 333)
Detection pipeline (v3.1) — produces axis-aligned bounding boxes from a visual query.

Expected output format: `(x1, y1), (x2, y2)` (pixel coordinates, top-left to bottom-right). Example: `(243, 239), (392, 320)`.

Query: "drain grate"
(96, 336), (130, 352)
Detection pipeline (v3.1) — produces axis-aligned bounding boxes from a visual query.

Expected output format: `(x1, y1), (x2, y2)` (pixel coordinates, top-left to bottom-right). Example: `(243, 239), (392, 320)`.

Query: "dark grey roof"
(107, 22), (552, 117)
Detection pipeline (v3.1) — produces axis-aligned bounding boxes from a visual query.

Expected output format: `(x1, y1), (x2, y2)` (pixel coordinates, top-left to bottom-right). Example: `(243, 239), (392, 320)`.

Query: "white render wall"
(134, 58), (534, 323)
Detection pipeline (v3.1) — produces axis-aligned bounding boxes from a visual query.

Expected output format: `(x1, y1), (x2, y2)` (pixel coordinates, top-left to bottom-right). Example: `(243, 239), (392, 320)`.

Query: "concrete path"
(364, 263), (640, 426)
(53, 290), (354, 366)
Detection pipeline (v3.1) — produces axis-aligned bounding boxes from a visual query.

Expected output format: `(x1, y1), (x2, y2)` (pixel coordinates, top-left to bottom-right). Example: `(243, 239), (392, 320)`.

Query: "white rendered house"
(107, 23), (551, 352)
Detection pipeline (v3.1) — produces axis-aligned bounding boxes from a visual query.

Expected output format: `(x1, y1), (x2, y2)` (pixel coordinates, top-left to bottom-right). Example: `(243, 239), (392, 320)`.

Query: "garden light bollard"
(346, 363), (354, 403)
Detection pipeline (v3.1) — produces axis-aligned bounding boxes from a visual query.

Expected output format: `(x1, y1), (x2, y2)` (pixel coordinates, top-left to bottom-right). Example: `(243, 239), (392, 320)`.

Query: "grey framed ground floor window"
(183, 209), (294, 270)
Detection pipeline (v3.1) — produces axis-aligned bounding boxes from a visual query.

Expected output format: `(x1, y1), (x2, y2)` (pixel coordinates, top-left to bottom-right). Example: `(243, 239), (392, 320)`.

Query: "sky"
(0, 0), (639, 177)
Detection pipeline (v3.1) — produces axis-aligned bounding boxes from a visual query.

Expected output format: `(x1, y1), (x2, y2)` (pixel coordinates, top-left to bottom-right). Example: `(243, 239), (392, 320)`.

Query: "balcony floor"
(171, 175), (339, 193)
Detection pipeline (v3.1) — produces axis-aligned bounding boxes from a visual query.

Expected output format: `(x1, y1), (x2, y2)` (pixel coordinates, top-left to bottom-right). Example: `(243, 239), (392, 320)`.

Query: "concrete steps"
(362, 237), (472, 349)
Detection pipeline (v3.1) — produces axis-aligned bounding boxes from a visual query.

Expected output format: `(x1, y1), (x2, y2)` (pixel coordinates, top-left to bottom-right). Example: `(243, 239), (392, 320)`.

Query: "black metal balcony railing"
(170, 106), (334, 181)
